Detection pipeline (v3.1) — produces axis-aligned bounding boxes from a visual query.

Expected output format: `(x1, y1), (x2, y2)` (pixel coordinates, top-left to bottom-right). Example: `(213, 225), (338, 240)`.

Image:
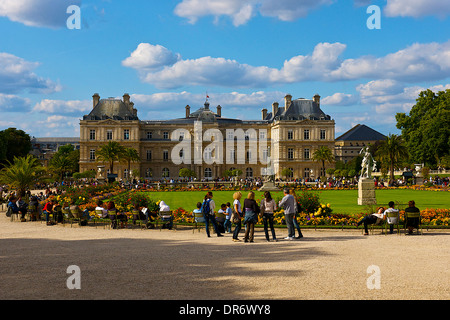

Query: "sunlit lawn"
(141, 189), (450, 216)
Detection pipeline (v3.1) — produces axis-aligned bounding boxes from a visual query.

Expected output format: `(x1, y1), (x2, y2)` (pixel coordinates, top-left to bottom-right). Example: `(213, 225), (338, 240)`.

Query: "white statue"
(360, 147), (376, 178)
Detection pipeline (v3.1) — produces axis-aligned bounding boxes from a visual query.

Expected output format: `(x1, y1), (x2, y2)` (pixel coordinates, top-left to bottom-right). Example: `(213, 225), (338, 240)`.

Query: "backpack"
(202, 199), (212, 215)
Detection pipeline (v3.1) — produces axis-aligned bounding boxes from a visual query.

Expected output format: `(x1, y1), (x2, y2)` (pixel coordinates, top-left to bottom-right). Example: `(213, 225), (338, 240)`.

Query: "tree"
(231, 169), (242, 177)
(96, 141), (126, 176)
(396, 89), (450, 167)
(48, 144), (79, 180)
(179, 168), (196, 179)
(0, 128), (32, 168)
(0, 154), (45, 196)
(281, 168), (293, 180)
(312, 146), (334, 178)
(121, 147), (140, 181)
(375, 134), (409, 184)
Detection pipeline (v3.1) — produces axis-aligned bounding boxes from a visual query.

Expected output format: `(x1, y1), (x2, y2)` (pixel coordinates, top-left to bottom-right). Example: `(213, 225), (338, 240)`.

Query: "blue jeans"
(263, 213), (276, 240)
(224, 219), (232, 232)
(293, 214), (303, 237)
(44, 210), (51, 222)
(233, 220), (241, 239)
(203, 213), (221, 237)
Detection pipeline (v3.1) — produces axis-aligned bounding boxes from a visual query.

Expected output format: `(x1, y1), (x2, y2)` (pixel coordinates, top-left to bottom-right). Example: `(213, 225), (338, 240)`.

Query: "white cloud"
(356, 79), (405, 103)
(33, 99), (90, 115)
(174, 0), (334, 26)
(123, 42), (347, 89)
(131, 90), (285, 119)
(0, 0), (81, 28)
(124, 41), (450, 89)
(122, 43), (181, 70)
(331, 41), (450, 83)
(356, 80), (450, 114)
(0, 52), (62, 94)
(0, 93), (31, 112)
(322, 93), (358, 106)
(384, 0), (450, 18)
(35, 115), (80, 136)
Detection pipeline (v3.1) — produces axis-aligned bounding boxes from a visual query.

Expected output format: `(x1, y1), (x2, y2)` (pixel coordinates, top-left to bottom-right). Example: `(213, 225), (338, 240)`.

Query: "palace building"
(79, 93), (335, 180)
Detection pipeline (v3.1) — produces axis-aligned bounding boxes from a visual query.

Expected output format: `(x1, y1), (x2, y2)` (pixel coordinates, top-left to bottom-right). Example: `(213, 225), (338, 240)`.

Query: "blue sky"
(1, 0), (449, 138)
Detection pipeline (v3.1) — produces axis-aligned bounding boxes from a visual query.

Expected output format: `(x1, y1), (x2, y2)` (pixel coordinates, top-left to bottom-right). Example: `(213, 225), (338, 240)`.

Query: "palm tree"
(96, 141), (126, 176)
(121, 147), (140, 181)
(0, 154), (45, 196)
(312, 146), (335, 178)
(375, 134), (409, 184)
(49, 149), (79, 181)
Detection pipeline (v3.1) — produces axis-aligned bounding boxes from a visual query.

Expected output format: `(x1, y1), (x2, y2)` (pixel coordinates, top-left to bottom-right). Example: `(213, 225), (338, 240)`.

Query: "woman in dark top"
(243, 191), (259, 243)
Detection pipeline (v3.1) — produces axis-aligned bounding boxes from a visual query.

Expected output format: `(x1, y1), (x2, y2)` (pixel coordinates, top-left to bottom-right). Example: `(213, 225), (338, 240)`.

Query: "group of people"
(355, 200), (421, 235)
(193, 188), (304, 243)
(6, 187), (423, 238)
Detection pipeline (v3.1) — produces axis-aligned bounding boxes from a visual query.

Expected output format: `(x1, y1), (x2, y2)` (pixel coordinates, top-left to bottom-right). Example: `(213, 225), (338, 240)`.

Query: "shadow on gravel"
(0, 231), (335, 300)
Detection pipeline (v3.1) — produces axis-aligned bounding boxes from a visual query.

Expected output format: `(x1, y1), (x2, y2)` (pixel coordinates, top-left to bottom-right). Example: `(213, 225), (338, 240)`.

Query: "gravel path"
(0, 215), (449, 300)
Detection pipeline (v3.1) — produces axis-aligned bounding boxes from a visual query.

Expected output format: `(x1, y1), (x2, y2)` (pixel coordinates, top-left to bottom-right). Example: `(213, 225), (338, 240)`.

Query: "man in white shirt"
(95, 200), (108, 218)
(385, 201), (399, 234)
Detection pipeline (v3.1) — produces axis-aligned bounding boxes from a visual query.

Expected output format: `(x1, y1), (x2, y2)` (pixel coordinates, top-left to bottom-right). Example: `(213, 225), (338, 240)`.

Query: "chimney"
(130, 102), (137, 117)
(313, 94), (321, 107)
(262, 108), (267, 120)
(93, 93), (100, 108)
(284, 94), (292, 110)
(272, 102), (279, 117)
(123, 93), (130, 105)
(216, 105), (222, 117)
(185, 105), (190, 118)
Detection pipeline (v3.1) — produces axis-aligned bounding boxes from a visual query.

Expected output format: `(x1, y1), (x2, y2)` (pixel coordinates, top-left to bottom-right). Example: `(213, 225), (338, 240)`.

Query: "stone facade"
(79, 93), (335, 180)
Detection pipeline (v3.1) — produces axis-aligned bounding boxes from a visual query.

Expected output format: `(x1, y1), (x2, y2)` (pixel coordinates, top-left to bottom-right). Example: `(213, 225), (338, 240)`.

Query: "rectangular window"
(146, 131), (152, 140)
(262, 149), (269, 162)
(259, 130), (266, 140)
(320, 129), (326, 140)
(123, 129), (130, 140)
(146, 150), (152, 161)
(304, 129), (310, 140)
(163, 131), (169, 140)
(287, 130), (293, 140)
(163, 150), (169, 161)
(304, 148), (310, 160)
(288, 148), (294, 160)
(106, 130), (113, 140)
(229, 149), (235, 163)
(90, 149), (95, 161)
(89, 130), (96, 140)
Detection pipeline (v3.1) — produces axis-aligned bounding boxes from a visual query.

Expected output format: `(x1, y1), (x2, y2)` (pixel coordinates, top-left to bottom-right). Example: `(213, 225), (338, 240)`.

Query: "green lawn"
(140, 189), (450, 215)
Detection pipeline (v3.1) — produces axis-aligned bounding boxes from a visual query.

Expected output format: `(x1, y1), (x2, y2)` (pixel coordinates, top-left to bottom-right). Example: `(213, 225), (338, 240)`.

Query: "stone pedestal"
(358, 178), (377, 206)
(258, 181), (279, 192)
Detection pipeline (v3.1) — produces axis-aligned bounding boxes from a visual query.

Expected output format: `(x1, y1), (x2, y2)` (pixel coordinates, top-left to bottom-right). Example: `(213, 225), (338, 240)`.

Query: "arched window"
(145, 168), (152, 178)
(162, 168), (170, 178)
(246, 167), (253, 177)
(204, 168), (212, 178)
